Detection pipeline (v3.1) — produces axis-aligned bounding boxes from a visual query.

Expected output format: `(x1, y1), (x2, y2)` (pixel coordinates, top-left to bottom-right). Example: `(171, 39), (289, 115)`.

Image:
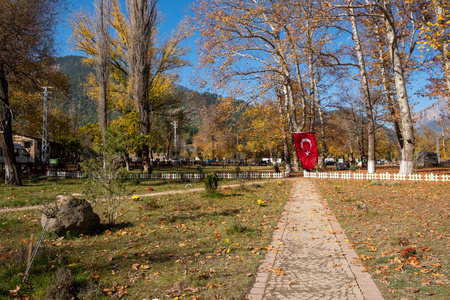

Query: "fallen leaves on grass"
(9, 286), (20, 297)
(103, 283), (129, 298)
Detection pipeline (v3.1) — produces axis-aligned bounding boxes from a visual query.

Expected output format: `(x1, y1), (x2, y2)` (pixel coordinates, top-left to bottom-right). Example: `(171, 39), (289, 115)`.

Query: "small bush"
(226, 221), (249, 234)
(143, 198), (160, 210)
(204, 174), (218, 193)
(46, 267), (74, 300)
(13, 244), (56, 265)
(238, 180), (247, 191)
(273, 164), (280, 173)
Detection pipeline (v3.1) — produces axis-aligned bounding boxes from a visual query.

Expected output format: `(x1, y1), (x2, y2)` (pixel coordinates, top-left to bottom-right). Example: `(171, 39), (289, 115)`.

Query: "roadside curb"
(246, 189), (294, 300)
(321, 199), (384, 299)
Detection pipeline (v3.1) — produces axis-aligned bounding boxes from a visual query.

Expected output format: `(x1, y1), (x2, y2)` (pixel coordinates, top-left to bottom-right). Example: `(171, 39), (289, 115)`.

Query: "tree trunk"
(0, 65), (22, 185)
(376, 24), (404, 157)
(314, 78), (328, 160)
(277, 90), (291, 176)
(282, 135), (291, 176)
(358, 115), (365, 160)
(124, 153), (130, 171)
(283, 83), (300, 171)
(95, 0), (110, 151)
(377, 26), (403, 164)
(127, 0), (157, 173)
(384, 0), (415, 174)
(308, 40), (315, 132)
(283, 82), (301, 132)
(349, 7), (376, 173)
(294, 59), (307, 130)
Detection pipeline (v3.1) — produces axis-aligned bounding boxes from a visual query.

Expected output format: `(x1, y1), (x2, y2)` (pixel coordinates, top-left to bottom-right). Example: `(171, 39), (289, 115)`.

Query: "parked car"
(336, 162), (348, 170)
(0, 143), (34, 166)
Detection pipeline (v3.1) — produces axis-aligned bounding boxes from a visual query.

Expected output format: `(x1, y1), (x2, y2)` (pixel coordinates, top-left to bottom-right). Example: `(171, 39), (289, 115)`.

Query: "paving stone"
(247, 178), (384, 300)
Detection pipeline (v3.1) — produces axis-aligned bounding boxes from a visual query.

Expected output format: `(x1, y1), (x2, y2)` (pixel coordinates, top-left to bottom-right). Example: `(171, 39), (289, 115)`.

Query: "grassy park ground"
(0, 177), (291, 299)
(317, 178), (450, 299)
(0, 165), (277, 209)
(0, 165), (449, 299)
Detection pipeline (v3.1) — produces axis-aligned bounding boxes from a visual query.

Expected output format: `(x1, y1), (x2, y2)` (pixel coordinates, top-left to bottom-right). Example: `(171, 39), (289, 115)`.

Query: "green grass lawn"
(132, 164), (280, 174)
(1, 177), (262, 209)
(0, 180), (291, 299)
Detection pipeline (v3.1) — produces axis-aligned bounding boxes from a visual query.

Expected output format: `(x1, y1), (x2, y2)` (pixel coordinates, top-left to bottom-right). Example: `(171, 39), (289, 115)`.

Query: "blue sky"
(57, 0), (193, 56)
(55, 0), (433, 112)
(56, 0), (197, 88)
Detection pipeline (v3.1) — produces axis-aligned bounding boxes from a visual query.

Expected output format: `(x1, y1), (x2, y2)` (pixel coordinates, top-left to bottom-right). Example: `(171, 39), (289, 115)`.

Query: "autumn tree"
(193, 97), (240, 160)
(334, 0), (422, 174)
(94, 0), (111, 148)
(417, 0), (450, 100)
(328, 83), (368, 162)
(0, 0), (65, 185)
(109, 112), (144, 170)
(375, 0), (418, 174)
(126, 0), (158, 172)
(415, 126), (437, 153)
(242, 99), (284, 163)
(193, 0), (341, 172)
(71, 0), (190, 171)
(375, 128), (397, 161)
(347, 3), (376, 173)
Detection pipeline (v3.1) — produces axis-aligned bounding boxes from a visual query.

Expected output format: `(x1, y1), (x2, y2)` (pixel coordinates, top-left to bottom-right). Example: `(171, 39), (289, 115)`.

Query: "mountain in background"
(55, 55), (224, 131)
(55, 55), (97, 125)
(414, 97), (449, 132)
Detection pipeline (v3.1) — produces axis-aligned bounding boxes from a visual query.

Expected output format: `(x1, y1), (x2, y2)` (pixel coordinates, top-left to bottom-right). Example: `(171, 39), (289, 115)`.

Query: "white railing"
(46, 170), (286, 180)
(303, 171), (450, 182)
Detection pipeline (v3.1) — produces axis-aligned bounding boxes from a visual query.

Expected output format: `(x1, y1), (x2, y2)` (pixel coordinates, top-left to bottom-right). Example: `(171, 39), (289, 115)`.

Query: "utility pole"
(172, 121), (177, 151)
(41, 87), (52, 164)
(437, 134), (440, 164)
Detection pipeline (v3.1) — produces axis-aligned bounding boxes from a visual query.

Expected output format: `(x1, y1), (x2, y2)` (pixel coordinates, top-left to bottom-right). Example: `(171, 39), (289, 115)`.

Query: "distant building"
(13, 134), (65, 163)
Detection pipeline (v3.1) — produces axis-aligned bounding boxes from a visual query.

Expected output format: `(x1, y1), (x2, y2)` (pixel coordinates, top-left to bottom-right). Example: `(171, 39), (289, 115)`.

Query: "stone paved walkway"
(247, 178), (384, 300)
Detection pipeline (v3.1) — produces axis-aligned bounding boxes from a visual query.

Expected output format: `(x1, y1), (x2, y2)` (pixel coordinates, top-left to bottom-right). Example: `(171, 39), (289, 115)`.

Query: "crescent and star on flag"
(300, 138), (312, 156)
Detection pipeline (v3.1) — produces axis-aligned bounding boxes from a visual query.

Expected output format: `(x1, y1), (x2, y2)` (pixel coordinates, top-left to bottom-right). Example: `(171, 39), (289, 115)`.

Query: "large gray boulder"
(41, 196), (100, 235)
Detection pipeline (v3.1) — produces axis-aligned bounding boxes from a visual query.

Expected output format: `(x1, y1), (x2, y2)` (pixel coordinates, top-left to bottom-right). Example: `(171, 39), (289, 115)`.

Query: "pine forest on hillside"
(1, 0), (450, 186)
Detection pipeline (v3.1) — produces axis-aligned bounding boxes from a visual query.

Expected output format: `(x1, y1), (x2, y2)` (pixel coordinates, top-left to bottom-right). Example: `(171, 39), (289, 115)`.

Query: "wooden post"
(27, 234), (33, 268)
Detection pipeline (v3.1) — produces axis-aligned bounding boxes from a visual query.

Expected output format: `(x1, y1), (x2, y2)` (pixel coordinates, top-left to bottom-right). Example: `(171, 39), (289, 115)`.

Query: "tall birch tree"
(348, 4), (376, 173)
(381, 0), (415, 174)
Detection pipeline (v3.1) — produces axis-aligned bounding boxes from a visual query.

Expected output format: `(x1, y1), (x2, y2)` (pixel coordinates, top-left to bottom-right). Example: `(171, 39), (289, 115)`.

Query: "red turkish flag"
(293, 132), (318, 170)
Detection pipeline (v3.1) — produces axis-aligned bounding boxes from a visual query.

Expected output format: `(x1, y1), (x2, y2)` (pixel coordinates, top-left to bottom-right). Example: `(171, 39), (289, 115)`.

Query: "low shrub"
(204, 173), (219, 194)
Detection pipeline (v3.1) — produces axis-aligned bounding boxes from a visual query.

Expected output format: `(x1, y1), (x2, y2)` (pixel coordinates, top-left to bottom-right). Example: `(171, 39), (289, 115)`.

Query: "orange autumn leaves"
(318, 179), (450, 297)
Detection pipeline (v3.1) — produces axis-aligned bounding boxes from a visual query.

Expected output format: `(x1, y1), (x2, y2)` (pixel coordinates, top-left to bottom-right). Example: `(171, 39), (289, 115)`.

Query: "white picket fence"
(46, 170), (286, 180)
(303, 170), (450, 182)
